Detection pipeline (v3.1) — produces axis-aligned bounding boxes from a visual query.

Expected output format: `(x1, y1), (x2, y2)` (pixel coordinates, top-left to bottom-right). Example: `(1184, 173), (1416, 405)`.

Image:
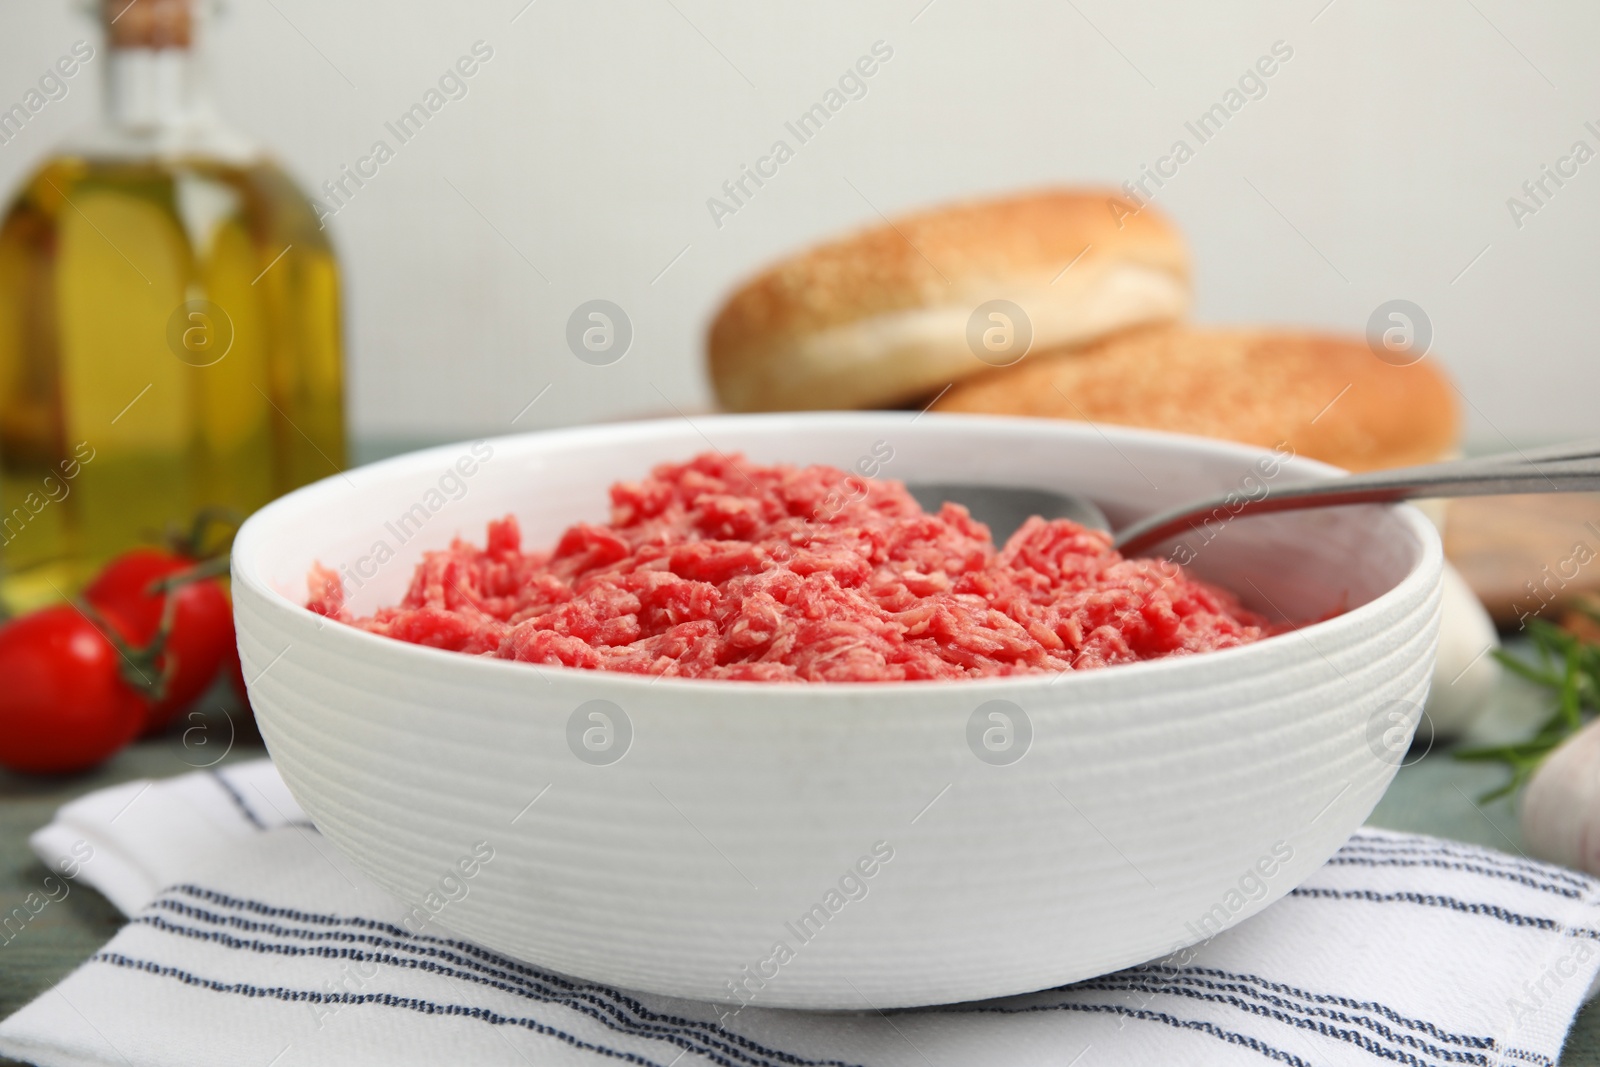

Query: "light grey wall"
(1, 1), (1595, 447)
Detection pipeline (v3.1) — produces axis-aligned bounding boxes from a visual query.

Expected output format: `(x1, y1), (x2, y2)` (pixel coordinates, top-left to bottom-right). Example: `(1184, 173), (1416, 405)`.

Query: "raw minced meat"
(308, 452), (1273, 681)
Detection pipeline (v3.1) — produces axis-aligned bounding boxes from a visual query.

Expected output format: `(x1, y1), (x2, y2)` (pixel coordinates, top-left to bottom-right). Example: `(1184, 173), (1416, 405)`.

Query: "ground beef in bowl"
(307, 452), (1273, 681)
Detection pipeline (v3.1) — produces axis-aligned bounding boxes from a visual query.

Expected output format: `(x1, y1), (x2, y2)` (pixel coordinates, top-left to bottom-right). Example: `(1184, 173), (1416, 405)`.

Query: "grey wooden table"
(0, 711), (268, 1064)
(0, 662), (1596, 1063)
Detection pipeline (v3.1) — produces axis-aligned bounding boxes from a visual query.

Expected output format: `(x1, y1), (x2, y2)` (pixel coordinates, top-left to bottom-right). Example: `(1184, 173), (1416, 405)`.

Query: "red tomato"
(0, 606), (148, 774)
(85, 548), (232, 733)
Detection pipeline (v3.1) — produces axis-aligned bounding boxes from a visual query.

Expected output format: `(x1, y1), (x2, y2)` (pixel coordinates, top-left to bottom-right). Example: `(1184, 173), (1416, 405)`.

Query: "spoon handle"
(1113, 444), (1600, 557)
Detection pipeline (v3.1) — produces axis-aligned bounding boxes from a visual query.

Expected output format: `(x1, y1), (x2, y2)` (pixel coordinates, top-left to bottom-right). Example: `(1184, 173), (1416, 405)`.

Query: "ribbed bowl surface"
(232, 413), (1441, 1009)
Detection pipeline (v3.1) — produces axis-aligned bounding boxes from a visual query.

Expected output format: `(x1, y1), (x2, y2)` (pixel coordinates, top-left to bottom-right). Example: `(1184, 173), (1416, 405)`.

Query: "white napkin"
(4, 760), (1600, 1067)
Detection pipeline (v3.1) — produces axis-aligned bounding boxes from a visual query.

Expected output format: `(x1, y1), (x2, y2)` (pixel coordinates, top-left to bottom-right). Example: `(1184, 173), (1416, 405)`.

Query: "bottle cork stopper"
(104, 0), (194, 49)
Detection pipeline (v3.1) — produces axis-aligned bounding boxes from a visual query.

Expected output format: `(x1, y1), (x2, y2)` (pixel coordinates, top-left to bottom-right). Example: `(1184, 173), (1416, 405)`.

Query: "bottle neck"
(72, 39), (255, 163)
(104, 46), (209, 131)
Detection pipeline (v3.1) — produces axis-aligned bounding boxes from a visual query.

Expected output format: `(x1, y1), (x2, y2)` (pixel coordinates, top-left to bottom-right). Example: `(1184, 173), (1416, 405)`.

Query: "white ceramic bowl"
(232, 413), (1442, 1010)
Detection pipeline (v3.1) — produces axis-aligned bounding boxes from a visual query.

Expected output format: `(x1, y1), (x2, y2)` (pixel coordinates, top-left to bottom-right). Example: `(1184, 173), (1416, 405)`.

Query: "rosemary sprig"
(1454, 608), (1600, 802)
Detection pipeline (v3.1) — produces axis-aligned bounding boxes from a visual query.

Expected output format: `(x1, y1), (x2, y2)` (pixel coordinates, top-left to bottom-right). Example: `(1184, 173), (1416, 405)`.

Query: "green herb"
(1454, 611), (1600, 802)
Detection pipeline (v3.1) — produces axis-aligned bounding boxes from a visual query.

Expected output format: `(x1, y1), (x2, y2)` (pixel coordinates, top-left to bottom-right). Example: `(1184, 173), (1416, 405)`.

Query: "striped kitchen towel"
(2, 758), (1599, 1067)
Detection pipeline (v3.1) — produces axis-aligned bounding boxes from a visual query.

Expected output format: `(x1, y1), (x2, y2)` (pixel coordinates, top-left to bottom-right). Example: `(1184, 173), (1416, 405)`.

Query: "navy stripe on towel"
(128, 890), (865, 1067)
(1288, 887), (1600, 940)
(92, 952), (674, 1067)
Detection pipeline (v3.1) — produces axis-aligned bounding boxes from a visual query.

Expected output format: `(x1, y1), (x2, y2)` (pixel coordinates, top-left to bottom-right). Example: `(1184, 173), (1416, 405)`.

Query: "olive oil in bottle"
(0, 0), (344, 610)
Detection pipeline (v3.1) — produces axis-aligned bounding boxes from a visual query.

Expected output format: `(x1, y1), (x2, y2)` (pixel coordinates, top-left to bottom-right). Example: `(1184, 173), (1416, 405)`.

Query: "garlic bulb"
(1521, 716), (1600, 875)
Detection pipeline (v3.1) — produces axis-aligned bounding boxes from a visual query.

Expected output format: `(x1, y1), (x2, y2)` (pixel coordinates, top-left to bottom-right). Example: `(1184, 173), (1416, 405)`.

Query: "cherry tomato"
(0, 606), (148, 774)
(85, 548), (232, 733)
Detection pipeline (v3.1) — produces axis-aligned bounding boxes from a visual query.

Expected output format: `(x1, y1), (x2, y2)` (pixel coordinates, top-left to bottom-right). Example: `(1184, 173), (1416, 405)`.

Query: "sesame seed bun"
(932, 325), (1460, 472)
(707, 189), (1190, 412)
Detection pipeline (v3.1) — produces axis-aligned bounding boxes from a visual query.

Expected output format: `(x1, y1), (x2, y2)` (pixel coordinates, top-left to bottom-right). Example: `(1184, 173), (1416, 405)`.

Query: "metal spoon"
(905, 482), (1114, 541)
(907, 439), (1600, 557)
